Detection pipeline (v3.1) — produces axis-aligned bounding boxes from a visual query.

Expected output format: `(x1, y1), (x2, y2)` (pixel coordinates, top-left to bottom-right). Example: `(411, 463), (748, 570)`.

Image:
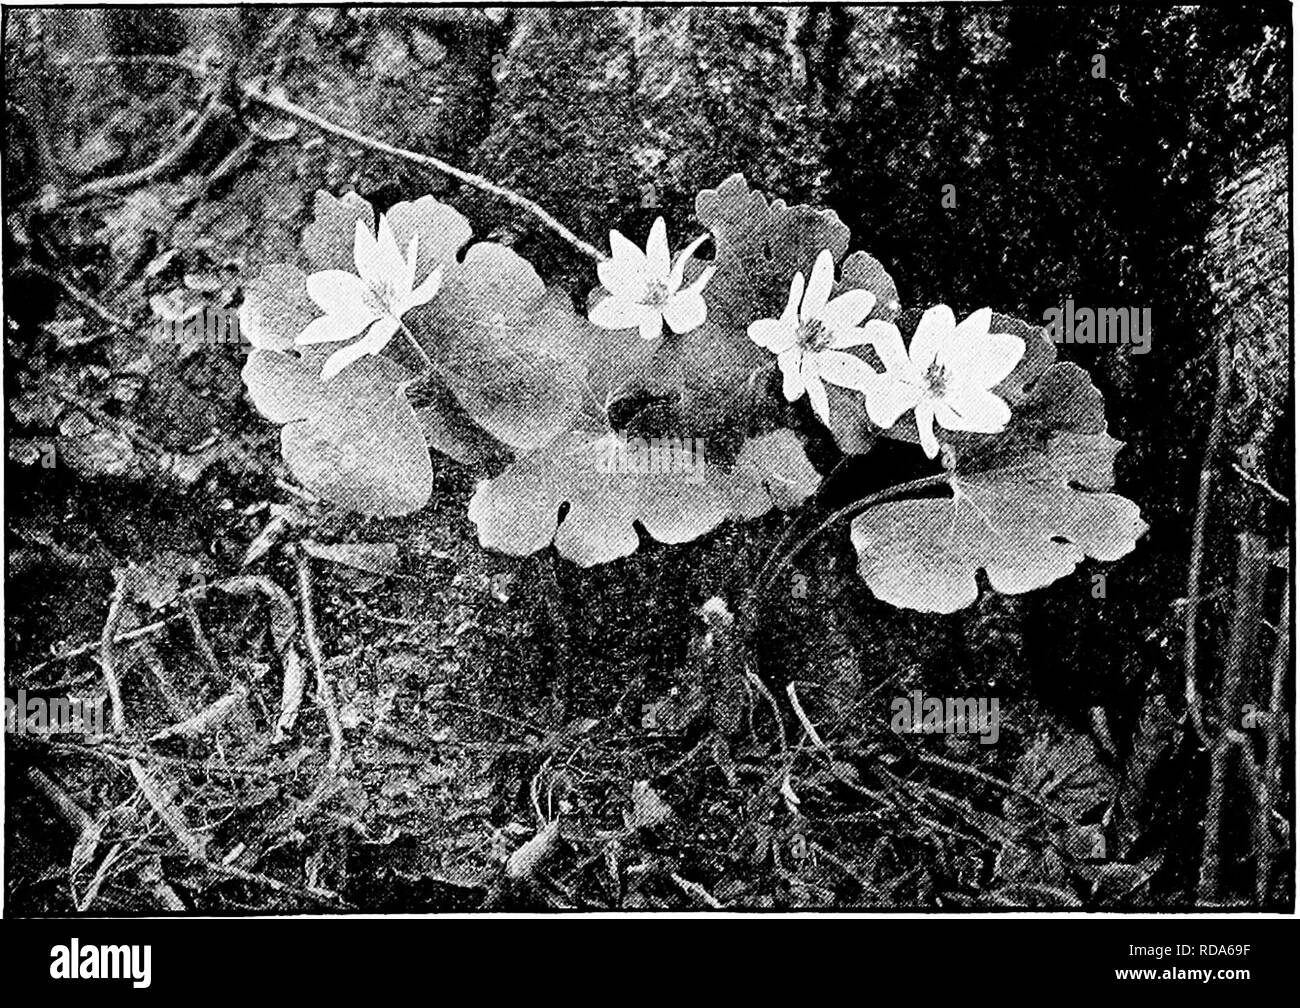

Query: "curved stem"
(749, 473), (951, 602)
(245, 83), (606, 263)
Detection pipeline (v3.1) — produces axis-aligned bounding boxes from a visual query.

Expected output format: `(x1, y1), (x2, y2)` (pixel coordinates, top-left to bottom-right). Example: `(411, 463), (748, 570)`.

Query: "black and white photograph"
(1, 0), (1294, 939)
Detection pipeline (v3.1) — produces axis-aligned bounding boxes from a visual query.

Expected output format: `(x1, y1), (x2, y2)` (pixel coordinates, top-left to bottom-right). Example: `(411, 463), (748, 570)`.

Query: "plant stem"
(1182, 331), (1233, 747)
(749, 473), (950, 601)
(244, 83), (606, 263)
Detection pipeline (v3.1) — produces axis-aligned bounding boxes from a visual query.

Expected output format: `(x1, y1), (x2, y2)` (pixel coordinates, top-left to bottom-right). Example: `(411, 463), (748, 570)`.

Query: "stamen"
(797, 318), (834, 351)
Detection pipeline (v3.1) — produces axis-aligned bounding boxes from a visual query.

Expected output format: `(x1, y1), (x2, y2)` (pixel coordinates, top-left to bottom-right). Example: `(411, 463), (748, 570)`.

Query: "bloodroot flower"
(589, 218), (715, 341)
(747, 249), (882, 428)
(861, 305), (1025, 458)
(295, 215), (442, 382)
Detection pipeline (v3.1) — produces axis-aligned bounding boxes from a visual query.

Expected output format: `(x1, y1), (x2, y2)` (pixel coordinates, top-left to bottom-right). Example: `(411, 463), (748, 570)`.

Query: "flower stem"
(747, 473), (951, 604)
(398, 322), (437, 380)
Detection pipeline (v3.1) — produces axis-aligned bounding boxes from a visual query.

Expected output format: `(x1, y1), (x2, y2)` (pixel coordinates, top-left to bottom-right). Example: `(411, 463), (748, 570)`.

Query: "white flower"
(746, 249), (883, 428)
(861, 305), (1025, 458)
(589, 217), (715, 341)
(294, 215), (442, 381)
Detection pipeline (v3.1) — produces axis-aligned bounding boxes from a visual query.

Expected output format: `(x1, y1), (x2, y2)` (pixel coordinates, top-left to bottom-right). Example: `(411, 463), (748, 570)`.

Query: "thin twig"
(64, 100), (224, 203)
(1231, 463), (1289, 505)
(1182, 331), (1233, 747)
(28, 264), (133, 329)
(291, 545), (343, 773)
(182, 596), (225, 680)
(669, 872), (725, 909)
(243, 82), (605, 262)
(749, 474), (950, 601)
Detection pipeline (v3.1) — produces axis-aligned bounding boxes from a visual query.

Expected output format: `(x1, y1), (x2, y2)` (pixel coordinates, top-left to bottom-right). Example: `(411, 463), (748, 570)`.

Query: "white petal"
(806, 373), (831, 427)
(748, 317), (798, 354)
(319, 317), (400, 382)
(801, 250), (835, 321)
(668, 232), (711, 291)
(645, 217), (670, 278)
(777, 347), (805, 401)
(820, 289), (877, 330)
(402, 233), (419, 299)
(608, 229), (648, 272)
(400, 266), (442, 314)
(597, 256), (647, 299)
(306, 270), (375, 321)
(939, 329), (1026, 389)
(935, 387), (1012, 433)
(955, 307), (993, 342)
(685, 264), (716, 295)
(909, 305), (956, 372)
(373, 215), (408, 287)
(860, 374), (922, 429)
(915, 399), (940, 458)
(638, 308), (664, 341)
(863, 321), (913, 377)
(780, 271), (805, 328)
(662, 289), (707, 334)
(815, 349), (879, 393)
(830, 326), (877, 350)
(295, 310), (373, 346)
(589, 295), (647, 331)
(352, 220), (382, 287)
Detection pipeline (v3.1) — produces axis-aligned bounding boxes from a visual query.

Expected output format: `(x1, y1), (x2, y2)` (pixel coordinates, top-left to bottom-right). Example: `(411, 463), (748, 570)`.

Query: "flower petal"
(608, 229), (647, 272)
(781, 271), (805, 328)
(589, 295), (648, 331)
(820, 289), (877, 330)
(816, 349), (879, 393)
(306, 269), (375, 321)
(862, 321), (913, 377)
(402, 233), (419, 300)
(638, 308), (664, 341)
(662, 289), (707, 334)
(319, 316), (400, 382)
(915, 398), (940, 458)
(686, 264), (716, 295)
(805, 372), (831, 428)
(400, 266), (442, 314)
(295, 310), (373, 347)
(935, 387), (1012, 433)
(597, 256), (647, 300)
(645, 217), (670, 278)
(373, 214), (408, 288)
(748, 317), (798, 354)
(352, 220), (383, 287)
(801, 250), (835, 321)
(777, 347), (805, 401)
(939, 328), (1026, 389)
(668, 232), (711, 291)
(860, 374), (922, 429)
(909, 305), (956, 372)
